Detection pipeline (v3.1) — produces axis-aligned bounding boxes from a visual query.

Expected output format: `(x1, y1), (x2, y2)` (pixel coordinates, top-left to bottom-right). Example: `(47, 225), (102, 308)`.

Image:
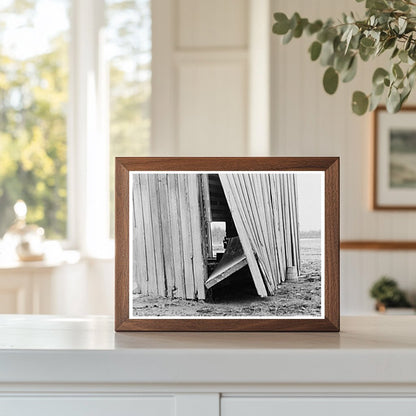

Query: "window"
(210, 221), (226, 256)
(0, 0), (70, 239)
(106, 0), (151, 237)
(0, 0), (151, 251)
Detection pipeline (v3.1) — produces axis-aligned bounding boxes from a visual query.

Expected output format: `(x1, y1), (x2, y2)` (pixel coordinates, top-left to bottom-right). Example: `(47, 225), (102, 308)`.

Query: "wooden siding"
(132, 172), (300, 300)
(132, 173), (207, 300)
(219, 173), (300, 295)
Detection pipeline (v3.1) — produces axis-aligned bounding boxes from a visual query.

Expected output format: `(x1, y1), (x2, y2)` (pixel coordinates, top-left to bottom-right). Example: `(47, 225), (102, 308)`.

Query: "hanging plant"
(272, 0), (416, 115)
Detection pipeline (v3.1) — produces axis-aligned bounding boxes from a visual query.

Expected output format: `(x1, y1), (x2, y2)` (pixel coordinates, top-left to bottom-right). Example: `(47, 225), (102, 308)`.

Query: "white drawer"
(0, 396), (175, 416)
(221, 397), (416, 416)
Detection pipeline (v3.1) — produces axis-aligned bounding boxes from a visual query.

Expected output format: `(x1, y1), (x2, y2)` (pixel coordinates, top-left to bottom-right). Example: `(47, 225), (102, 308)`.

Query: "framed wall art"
(374, 106), (416, 210)
(115, 157), (339, 331)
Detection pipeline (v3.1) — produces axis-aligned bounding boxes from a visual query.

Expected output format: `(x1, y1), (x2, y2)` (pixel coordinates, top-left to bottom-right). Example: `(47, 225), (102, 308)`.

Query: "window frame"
(67, 0), (110, 257)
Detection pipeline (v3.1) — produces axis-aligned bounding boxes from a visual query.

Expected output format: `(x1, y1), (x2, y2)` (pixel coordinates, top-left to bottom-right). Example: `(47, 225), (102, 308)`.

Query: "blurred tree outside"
(0, 0), (69, 239)
(0, 0), (151, 240)
(107, 0), (151, 237)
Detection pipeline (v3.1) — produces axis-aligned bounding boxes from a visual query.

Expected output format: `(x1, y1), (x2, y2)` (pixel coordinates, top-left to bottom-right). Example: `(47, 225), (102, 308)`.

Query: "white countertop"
(0, 315), (415, 386)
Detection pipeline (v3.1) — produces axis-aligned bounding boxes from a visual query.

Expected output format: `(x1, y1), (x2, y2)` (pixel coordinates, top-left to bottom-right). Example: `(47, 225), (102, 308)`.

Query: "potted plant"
(369, 276), (413, 312)
(272, 0), (416, 115)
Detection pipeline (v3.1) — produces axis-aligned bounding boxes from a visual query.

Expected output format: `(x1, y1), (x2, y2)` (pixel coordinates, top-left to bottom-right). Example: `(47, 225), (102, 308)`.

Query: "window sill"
(0, 250), (81, 271)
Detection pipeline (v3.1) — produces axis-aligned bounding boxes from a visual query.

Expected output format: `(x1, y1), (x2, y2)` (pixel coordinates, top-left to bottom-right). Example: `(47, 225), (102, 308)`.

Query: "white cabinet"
(0, 256), (114, 315)
(221, 398), (416, 416)
(1, 397), (175, 416)
(1, 316), (416, 416)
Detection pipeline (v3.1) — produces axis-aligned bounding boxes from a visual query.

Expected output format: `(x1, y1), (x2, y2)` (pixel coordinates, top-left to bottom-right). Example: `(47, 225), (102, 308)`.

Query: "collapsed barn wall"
(219, 173), (300, 296)
(131, 172), (300, 300)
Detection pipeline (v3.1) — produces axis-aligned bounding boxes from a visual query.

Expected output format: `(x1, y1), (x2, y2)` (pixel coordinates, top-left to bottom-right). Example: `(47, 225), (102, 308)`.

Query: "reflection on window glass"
(106, 0), (151, 237)
(0, 0), (69, 239)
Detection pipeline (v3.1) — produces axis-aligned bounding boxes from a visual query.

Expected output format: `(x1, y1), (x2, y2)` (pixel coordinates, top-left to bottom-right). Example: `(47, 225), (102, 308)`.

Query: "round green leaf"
(405, 34), (413, 51)
(369, 92), (383, 112)
(373, 82), (385, 96)
(387, 88), (401, 113)
(384, 37), (396, 50)
(342, 56), (357, 83)
(273, 13), (290, 35)
(393, 63), (404, 79)
(391, 47), (399, 59)
(307, 20), (323, 35)
(359, 44), (374, 62)
(334, 52), (352, 73)
(323, 67), (339, 95)
(360, 37), (375, 48)
(352, 91), (369, 115)
(309, 41), (322, 61)
(282, 29), (293, 45)
(320, 41), (335, 66)
(399, 50), (408, 63)
(372, 68), (389, 86)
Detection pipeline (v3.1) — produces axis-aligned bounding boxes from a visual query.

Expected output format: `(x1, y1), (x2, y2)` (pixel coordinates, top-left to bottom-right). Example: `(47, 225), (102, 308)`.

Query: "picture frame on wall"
(115, 157), (339, 332)
(374, 106), (416, 210)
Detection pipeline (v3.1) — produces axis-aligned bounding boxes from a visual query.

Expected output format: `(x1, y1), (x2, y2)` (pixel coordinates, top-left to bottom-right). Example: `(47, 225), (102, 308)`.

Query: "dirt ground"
(132, 238), (322, 317)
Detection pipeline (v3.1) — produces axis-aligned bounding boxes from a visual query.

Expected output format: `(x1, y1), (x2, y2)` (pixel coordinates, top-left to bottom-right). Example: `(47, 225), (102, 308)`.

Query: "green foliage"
(272, 0), (416, 115)
(107, 0), (151, 237)
(0, 10), (69, 238)
(0, 0), (151, 239)
(369, 276), (411, 307)
(323, 67), (339, 94)
(309, 41), (322, 61)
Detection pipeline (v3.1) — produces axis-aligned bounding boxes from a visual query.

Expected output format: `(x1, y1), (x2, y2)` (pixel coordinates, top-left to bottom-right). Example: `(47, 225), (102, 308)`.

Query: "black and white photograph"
(129, 171), (324, 319)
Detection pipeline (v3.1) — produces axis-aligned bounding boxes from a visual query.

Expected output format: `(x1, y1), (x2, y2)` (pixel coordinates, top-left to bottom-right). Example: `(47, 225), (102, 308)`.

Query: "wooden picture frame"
(115, 157), (339, 332)
(373, 106), (416, 210)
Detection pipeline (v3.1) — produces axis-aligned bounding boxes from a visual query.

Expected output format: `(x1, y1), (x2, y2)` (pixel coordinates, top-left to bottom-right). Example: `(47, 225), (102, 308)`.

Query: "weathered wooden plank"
(233, 174), (261, 251)
(282, 175), (293, 267)
(188, 174), (207, 300)
(205, 237), (248, 289)
(260, 174), (279, 289)
(140, 174), (158, 295)
(178, 174), (195, 299)
(167, 174), (185, 298)
(132, 174), (146, 293)
(136, 174), (149, 295)
(200, 173), (213, 259)
(270, 174), (286, 284)
(254, 174), (276, 291)
(242, 174), (274, 292)
(219, 174), (268, 297)
(290, 175), (301, 274)
(158, 174), (175, 297)
(274, 174), (287, 282)
(288, 175), (297, 270)
(148, 174), (166, 296)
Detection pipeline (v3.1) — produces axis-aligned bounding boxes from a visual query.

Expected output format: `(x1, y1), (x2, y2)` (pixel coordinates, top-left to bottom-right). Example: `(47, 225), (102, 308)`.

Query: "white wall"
(42, 0), (416, 316)
(271, 0), (416, 313)
(152, 0), (270, 157)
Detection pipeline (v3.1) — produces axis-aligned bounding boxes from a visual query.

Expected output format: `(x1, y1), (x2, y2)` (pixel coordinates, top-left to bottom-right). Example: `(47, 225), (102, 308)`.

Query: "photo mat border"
(373, 106), (416, 210)
(115, 157), (340, 332)
(128, 171), (325, 320)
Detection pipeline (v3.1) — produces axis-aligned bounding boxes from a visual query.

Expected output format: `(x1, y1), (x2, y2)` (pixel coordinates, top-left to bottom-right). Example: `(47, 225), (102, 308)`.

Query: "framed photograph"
(115, 157), (339, 331)
(374, 106), (416, 209)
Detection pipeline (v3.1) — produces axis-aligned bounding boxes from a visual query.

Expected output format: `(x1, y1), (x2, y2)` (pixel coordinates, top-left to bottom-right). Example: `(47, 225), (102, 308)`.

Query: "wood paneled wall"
(152, 0), (262, 157)
(271, 0), (416, 314)
(150, 0), (416, 313)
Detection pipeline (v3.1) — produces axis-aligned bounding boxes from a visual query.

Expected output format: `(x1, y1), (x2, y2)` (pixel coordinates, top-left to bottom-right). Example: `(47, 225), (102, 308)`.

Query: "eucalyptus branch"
(272, 0), (416, 115)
